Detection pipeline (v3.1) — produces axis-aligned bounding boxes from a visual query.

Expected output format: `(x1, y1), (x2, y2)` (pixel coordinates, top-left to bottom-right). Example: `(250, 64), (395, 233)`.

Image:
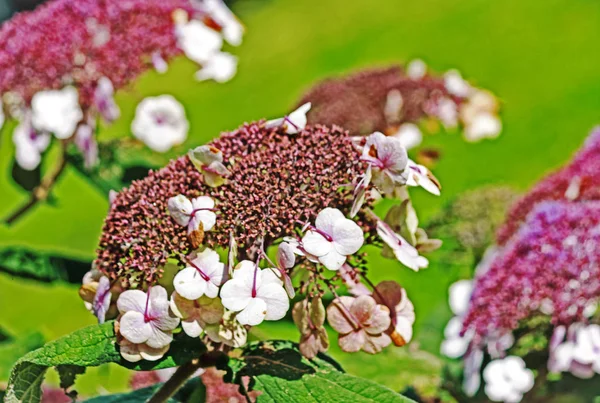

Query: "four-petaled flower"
(327, 295), (391, 354)
(131, 95), (189, 152)
(168, 194), (217, 248)
(188, 145), (231, 187)
(116, 286), (180, 349)
(31, 86), (83, 139)
(302, 208), (364, 271)
(361, 131), (408, 194)
(266, 103), (311, 134)
(173, 248), (224, 300)
(170, 291), (224, 338)
(220, 260), (290, 326)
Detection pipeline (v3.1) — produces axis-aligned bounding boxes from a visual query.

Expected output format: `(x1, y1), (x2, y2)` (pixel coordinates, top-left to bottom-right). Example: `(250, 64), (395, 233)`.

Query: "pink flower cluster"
(463, 200), (600, 345)
(497, 126), (600, 244)
(0, 0), (197, 105)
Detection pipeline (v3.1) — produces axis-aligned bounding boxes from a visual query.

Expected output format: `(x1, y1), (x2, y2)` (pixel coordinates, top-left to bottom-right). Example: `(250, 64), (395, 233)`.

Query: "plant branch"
(4, 144), (68, 225)
(147, 358), (202, 403)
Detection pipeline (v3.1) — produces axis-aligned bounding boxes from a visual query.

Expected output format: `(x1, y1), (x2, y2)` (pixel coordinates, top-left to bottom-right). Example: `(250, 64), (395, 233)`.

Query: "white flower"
(195, 52), (237, 83)
(302, 208), (364, 271)
(203, 0), (244, 46)
(220, 260), (290, 326)
(116, 286), (180, 349)
(549, 324), (600, 378)
(188, 145), (231, 187)
(266, 103), (311, 134)
(405, 159), (441, 196)
(168, 194), (216, 234)
(170, 291), (224, 338)
(384, 89), (403, 124)
(444, 69), (472, 97)
(119, 339), (170, 363)
(376, 220), (428, 271)
(173, 248), (224, 300)
(463, 348), (484, 397)
(361, 131), (408, 194)
(483, 356), (534, 403)
(93, 77), (120, 123)
(176, 20), (223, 64)
(12, 117), (51, 170)
(131, 95), (189, 152)
(406, 59), (427, 80)
(390, 123), (422, 150)
(464, 113), (502, 142)
(74, 124), (98, 169)
(31, 87), (83, 139)
(440, 279), (473, 358)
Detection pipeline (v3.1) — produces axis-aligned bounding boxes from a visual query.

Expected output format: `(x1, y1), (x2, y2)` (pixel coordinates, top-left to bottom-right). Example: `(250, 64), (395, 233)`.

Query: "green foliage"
(0, 333), (45, 380)
(221, 340), (415, 403)
(4, 321), (206, 403)
(82, 377), (205, 403)
(0, 247), (66, 282)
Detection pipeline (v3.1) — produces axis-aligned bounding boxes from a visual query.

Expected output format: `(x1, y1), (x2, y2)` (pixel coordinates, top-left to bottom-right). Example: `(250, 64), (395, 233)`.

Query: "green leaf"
(5, 321), (206, 403)
(221, 340), (414, 403)
(0, 247), (66, 282)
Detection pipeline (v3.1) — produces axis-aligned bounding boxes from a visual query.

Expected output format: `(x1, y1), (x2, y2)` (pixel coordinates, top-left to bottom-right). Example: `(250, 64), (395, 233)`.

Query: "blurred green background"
(1, 0), (599, 397)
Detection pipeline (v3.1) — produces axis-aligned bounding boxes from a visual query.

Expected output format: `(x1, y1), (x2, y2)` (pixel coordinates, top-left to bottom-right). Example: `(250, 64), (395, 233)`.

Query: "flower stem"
(147, 359), (202, 403)
(4, 143), (67, 224)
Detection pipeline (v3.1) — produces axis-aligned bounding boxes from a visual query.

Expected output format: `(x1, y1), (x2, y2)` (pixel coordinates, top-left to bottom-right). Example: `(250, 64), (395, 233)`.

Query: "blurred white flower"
(391, 123), (422, 150)
(131, 95), (189, 152)
(266, 102), (311, 134)
(93, 77), (120, 123)
(176, 20), (223, 64)
(436, 97), (459, 128)
(406, 59), (427, 80)
(152, 52), (169, 74)
(440, 279), (473, 358)
(31, 87), (83, 139)
(384, 89), (403, 124)
(203, 0), (244, 46)
(483, 356), (534, 403)
(12, 117), (51, 170)
(444, 69), (472, 97)
(195, 52), (238, 83)
(549, 324), (600, 378)
(464, 113), (502, 142)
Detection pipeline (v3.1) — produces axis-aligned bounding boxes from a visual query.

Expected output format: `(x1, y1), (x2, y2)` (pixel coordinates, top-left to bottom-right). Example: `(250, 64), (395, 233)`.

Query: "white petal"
(236, 298), (268, 326)
(31, 87), (82, 139)
(120, 311), (152, 344)
(146, 326), (173, 349)
(174, 267), (208, 300)
(302, 231), (332, 257)
(176, 20), (222, 63)
(441, 337), (470, 359)
(392, 123), (422, 150)
(182, 319), (204, 338)
(286, 102), (311, 134)
(406, 59), (427, 80)
(332, 218), (364, 255)
(191, 196), (215, 210)
(319, 249), (347, 271)
(190, 210), (216, 232)
(168, 195), (193, 226)
(139, 343), (170, 361)
(315, 207), (345, 235)
(117, 289), (147, 314)
(220, 279), (252, 312)
(119, 341), (142, 363)
(195, 52), (237, 83)
(261, 268), (283, 287)
(258, 283), (289, 321)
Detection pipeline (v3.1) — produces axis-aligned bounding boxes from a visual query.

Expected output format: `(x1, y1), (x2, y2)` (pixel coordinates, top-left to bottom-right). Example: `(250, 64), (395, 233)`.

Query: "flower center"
(309, 225), (333, 242)
(143, 287), (153, 323)
(251, 264), (258, 298)
(186, 257), (210, 282)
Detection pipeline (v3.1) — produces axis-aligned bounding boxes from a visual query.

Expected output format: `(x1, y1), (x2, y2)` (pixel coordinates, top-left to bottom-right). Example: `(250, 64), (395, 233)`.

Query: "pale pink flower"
(168, 194), (217, 235)
(188, 145), (231, 187)
(376, 220), (428, 271)
(173, 248), (224, 300)
(266, 103), (311, 134)
(361, 131), (408, 194)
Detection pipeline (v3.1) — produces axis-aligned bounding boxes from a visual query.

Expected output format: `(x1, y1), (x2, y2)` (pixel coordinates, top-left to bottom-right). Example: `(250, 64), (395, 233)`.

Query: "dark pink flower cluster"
(297, 66), (463, 135)
(463, 200), (600, 344)
(0, 0), (198, 105)
(497, 126), (600, 244)
(95, 121), (370, 285)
